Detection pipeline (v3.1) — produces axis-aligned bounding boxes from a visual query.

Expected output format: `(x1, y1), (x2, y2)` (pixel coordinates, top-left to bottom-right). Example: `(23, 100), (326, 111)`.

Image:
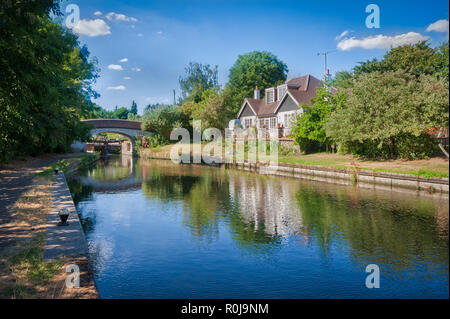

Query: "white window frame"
(270, 117), (276, 129)
(277, 85), (287, 101)
(265, 88), (275, 104)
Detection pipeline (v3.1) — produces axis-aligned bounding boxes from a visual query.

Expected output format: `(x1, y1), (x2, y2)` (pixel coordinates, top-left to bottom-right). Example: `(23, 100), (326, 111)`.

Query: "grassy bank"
(140, 143), (449, 179)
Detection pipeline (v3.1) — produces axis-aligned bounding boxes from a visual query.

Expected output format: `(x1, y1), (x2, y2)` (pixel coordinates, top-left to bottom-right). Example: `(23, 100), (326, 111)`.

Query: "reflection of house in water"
(228, 174), (304, 237)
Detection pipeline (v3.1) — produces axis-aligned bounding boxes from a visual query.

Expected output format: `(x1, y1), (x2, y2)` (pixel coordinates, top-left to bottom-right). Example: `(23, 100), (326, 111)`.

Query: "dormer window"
(277, 85), (287, 101)
(265, 88), (275, 104)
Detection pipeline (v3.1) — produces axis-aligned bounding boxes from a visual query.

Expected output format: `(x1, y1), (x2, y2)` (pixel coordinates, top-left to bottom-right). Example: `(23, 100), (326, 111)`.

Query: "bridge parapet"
(81, 119), (143, 131)
(77, 119), (152, 156)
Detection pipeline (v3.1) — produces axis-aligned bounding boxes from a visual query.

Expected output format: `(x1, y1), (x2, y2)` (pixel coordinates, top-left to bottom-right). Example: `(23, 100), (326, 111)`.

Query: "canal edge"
(142, 152), (449, 194)
(43, 171), (99, 298)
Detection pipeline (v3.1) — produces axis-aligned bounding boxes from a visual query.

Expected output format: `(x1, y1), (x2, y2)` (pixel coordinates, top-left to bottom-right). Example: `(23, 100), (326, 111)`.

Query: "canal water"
(68, 155), (449, 298)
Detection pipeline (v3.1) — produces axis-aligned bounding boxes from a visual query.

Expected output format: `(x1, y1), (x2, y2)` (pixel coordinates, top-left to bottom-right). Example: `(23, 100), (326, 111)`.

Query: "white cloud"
(123, 77), (132, 80)
(131, 67), (141, 72)
(426, 19), (449, 33)
(335, 30), (349, 41)
(72, 19), (111, 37)
(119, 58), (128, 63)
(107, 85), (126, 91)
(106, 12), (137, 22)
(337, 32), (429, 51)
(94, 11), (102, 16)
(137, 33), (143, 37)
(156, 31), (163, 36)
(108, 64), (123, 71)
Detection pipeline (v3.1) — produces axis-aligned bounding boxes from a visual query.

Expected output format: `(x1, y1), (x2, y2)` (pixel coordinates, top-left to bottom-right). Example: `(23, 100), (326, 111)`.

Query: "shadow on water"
(68, 156), (449, 298)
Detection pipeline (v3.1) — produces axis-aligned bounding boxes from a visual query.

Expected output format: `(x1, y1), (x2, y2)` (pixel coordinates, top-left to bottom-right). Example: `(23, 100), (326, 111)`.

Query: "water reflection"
(70, 156), (449, 298)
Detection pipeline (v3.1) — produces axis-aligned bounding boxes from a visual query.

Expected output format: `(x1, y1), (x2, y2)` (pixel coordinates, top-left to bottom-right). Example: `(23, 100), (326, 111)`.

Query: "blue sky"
(63, 0), (449, 114)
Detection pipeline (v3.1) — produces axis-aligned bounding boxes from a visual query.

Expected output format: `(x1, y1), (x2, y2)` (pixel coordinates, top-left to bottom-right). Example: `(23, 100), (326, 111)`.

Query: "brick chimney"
(254, 86), (260, 99)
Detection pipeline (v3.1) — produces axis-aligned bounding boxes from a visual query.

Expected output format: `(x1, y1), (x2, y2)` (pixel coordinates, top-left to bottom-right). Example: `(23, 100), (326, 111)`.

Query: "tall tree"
(179, 62), (219, 103)
(291, 86), (339, 153)
(0, 0), (99, 162)
(226, 51), (288, 114)
(331, 71), (353, 89)
(130, 100), (138, 115)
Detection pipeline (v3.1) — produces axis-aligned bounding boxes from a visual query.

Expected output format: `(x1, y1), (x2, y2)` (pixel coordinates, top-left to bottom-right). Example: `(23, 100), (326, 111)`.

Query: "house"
(236, 74), (324, 136)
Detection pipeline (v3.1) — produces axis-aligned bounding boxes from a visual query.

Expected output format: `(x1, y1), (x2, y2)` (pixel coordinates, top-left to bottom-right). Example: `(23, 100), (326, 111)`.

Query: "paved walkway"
(0, 153), (84, 249)
(43, 172), (88, 261)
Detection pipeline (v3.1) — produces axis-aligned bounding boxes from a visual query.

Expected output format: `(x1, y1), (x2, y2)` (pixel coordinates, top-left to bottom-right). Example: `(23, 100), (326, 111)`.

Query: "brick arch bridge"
(75, 119), (152, 155)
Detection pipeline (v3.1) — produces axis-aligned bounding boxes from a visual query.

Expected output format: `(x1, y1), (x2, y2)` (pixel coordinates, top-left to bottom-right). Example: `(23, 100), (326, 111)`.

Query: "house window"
(259, 119), (265, 128)
(266, 88), (275, 104)
(270, 117), (276, 128)
(244, 118), (252, 128)
(278, 86), (287, 101)
(284, 113), (296, 127)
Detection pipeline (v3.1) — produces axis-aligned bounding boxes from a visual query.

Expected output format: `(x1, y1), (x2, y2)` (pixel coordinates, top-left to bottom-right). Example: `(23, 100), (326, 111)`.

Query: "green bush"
(141, 105), (190, 139)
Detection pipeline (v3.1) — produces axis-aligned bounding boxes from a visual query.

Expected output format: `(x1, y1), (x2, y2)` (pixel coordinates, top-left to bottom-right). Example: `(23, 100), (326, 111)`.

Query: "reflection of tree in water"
(67, 177), (97, 234)
(295, 187), (449, 269)
(88, 157), (132, 182)
(139, 163), (285, 250)
(68, 177), (94, 205)
(78, 209), (97, 234)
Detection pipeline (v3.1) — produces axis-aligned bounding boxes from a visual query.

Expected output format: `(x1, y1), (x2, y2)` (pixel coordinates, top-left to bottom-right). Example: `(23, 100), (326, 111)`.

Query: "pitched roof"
(237, 74), (324, 118)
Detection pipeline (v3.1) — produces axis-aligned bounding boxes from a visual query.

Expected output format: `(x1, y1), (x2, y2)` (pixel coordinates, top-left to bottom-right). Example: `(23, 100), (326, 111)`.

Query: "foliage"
(331, 71), (353, 89)
(184, 88), (235, 130)
(326, 70), (449, 159)
(111, 107), (130, 119)
(354, 41), (449, 81)
(225, 51), (288, 114)
(127, 113), (141, 121)
(179, 62), (219, 103)
(141, 105), (190, 139)
(137, 134), (169, 149)
(145, 103), (170, 112)
(130, 100), (138, 115)
(0, 1), (99, 162)
(291, 86), (338, 153)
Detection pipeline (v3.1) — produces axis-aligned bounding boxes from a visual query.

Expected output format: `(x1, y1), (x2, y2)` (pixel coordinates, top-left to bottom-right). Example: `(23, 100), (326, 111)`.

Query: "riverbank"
(0, 153), (99, 298)
(140, 146), (449, 194)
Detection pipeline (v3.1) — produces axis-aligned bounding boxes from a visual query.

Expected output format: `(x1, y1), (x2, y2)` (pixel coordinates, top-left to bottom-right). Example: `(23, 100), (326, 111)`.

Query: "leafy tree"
(189, 89), (235, 130)
(130, 100), (138, 115)
(0, 1), (98, 162)
(141, 105), (190, 139)
(179, 62), (219, 103)
(326, 70), (449, 159)
(331, 71), (353, 89)
(226, 51), (288, 114)
(291, 86), (339, 153)
(112, 107), (130, 119)
(354, 41), (449, 81)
